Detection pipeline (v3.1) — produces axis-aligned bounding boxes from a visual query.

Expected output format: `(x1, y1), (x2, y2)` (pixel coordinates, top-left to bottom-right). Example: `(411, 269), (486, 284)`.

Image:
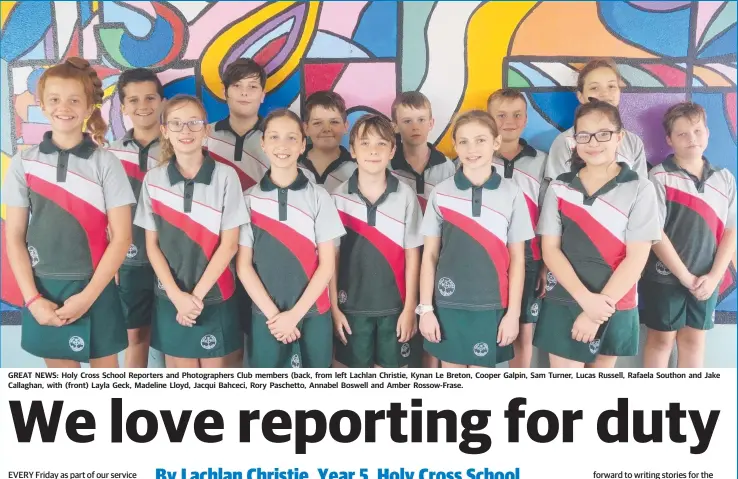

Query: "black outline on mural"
(685, 1), (698, 101)
(595, 2), (679, 59)
(398, 1), (437, 94)
(694, 63), (736, 87)
(626, 2), (691, 14)
(696, 1), (729, 50)
(188, 3), (217, 26)
(395, 0), (403, 96)
(698, 22), (738, 62)
(350, 2), (374, 40)
(506, 1), (540, 57)
(521, 91), (569, 134)
(318, 31), (375, 60)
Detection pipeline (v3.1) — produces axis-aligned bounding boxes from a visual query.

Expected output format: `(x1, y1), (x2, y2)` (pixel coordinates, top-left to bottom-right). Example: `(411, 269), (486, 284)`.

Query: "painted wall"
(1, 1), (736, 367)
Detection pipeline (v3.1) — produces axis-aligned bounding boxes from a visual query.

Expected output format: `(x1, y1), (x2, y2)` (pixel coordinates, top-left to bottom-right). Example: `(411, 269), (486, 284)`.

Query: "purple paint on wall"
(619, 92), (685, 166)
(628, 2), (690, 11)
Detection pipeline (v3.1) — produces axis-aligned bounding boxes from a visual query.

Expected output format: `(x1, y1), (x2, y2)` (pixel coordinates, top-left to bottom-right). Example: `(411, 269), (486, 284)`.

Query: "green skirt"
(423, 308), (507, 367)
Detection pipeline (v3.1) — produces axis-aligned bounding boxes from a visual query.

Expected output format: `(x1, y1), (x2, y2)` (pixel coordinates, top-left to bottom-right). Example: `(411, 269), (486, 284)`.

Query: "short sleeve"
(544, 132), (571, 181)
(314, 187), (346, 244)
(536, 183), (562, 237)
(2, 152), (30, 207)
(725, 173), (737, 230)
(630, 134), (648, 178)
(133, 175), (157, 231)
(421, 188), (444, 237)
(625, 181), (662, 243)
(648, 171), (667, 228)
(100, 151), (136, 210)
(508, 187), (535, 244)
(220, 167), (249, 231)
(237, 194), (254, 247)
(403, 193), (424, 248)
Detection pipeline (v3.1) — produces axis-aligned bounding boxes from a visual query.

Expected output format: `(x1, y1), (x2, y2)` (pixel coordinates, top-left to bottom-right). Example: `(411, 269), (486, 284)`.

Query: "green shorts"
(639, 280), (717, 332)
(334, 313), (421, 367)
(423, 308), (506, 367)
(118, 264), (155, 329)
(522, 261), (542, 324)
(151, 296), (242, 359)
(533, 301), (639, 363)
(248, 311), (332, 368)
(21, 276), (128, 362)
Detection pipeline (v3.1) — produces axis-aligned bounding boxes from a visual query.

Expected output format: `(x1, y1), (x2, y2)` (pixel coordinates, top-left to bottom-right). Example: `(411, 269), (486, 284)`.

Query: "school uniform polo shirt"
(134, 153), (248, 305)
(644, 155), (737, 287)
(493, 139), (547, 263)
(239, 170), (346, 317)
(545, 128), (648, 180)
(537, 163), (661, 310)
(206, 116), (270, 192)
(390, 138), (456, 212)
(331, 170), (424, 316)
(299, 145), (357, 192)
(422, 167), (535, 310)
(108, 130), (161, 266)
(2, 132), (135, 279)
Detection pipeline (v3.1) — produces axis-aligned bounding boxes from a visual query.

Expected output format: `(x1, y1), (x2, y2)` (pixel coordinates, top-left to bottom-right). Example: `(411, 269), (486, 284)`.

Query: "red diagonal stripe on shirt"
(417, 195), (428, 213)
(338, 211), (406, 302)
(25, 174), (108, 269)
(120, 160), (146, 183)
(250, 210), (329, 314)
(524, 192), (541, 261)
(439, 206), (509, 307)
(151, 200), (235, 300)
(558, 198), (635, 310)
(665, 187), (725, 243)
(208, 150), (257, 191)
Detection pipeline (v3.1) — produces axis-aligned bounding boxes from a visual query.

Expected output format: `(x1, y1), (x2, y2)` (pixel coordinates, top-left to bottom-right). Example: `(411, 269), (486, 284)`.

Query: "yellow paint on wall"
(1, 1), (17, 30)
(435, 2), (536, 156)
(201, 1), (319, 99)
(1, 152), (11, 220)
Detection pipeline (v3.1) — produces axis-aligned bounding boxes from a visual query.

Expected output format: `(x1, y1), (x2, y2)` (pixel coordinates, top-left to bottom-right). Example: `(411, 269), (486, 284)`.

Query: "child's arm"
(418, 189), (443, 343)
(538, 185), (615, 323)
(235, 245), (281, 319)
(329, 246), (351, 344)
(192, 168), (248, 301)
(398, 195), (424, 342)
(543, 133), (571, 183)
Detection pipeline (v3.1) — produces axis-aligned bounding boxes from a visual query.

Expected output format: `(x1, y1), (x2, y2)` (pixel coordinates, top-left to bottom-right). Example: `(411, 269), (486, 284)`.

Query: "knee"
(646, 331), (675, 352)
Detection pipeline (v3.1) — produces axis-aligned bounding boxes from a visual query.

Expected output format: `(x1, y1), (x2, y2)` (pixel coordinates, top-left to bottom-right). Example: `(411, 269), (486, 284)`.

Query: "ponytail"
(159, 135), (175, 166)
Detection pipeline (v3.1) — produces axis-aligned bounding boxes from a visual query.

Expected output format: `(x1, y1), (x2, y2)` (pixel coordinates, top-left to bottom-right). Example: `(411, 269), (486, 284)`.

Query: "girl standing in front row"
(533, 101), (661, 368)
(134, 94), (249, 368)
(3, 57), (135, 367)
(418, 110), (534, 368)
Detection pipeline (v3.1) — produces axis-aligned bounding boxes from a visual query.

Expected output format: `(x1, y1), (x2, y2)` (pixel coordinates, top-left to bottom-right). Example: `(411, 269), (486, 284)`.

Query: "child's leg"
(643, 330), (677, 367)
(201, 356), (232, 368)
(587, 354), (617, 368)
(441, 361), (467, 368)
(124, 326), (151, 368)
(165, 355), (200, 368)
(675, 327), (706, 368)
(510, 323), (534, 368)
(549, 354), (584, 368)
(44, 359), (81, 368)
(90, 354), (119, 368)
(422, 351), (441, 368)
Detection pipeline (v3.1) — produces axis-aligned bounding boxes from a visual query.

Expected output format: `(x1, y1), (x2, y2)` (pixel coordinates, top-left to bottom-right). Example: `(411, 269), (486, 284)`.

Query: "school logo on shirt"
(530, 303), (539, 317)
(545, 271), (557, 292)
(69, 336), (85, 353)
(438, 277), (456, 297)
(291, 354), (301, 368)
(473, 342), (489, 357)
(338, 290), (348, 304)
(126, 244), (138, 259)
(589, 339), (601, 355)
(400, 342), (411, 358)
(157, 278), (164, 290)
(28, 246), (40, 267)
(200, 334), (217, 350)
(655, 261), (671, 276)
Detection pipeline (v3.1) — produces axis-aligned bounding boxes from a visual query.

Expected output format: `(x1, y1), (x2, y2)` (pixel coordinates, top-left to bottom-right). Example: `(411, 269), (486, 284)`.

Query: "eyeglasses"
(166, 120), (206, 132)
(573, 130), (619, 144)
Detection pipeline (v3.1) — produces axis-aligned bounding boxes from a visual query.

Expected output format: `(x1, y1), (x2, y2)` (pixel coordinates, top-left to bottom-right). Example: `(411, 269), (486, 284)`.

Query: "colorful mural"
(1, 1), (736, 327)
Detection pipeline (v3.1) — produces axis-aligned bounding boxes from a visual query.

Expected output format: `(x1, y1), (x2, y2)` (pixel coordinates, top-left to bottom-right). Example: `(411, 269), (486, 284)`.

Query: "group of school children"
(3, 56), (735, 370)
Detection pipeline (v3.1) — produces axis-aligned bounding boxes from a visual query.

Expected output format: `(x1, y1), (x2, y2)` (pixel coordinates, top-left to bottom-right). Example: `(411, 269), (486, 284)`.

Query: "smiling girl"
(3, 57), (135, 367)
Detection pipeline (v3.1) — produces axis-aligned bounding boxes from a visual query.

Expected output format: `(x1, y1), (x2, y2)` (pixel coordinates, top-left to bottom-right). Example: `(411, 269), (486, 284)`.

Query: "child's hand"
(536, 265), (548, 298)
(267, 310), (302, 343)
(691, 273), (720, 301)
(333, 310), (352, 345)
(419, 312), (441, 343)
(497, 311), (520, 347)
(56, 292), (93, 324)
(677, 271), (699, 290)
(170, 290), (203, 327)
(396, 309), (418, 343)
(29, 298), (65, 327)
(578, 292), (615, 324)
(571, 312), (599, 343)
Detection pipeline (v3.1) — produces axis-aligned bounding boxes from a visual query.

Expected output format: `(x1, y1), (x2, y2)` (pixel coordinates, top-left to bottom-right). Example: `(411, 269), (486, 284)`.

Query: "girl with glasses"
(533, 101), (661, 368)
(134, 94), (249, 368)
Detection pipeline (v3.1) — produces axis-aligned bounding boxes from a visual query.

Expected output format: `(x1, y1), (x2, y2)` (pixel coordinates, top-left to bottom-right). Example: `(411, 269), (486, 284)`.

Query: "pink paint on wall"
(332, 62), (395, 116)
(696, 2), (724, 44)
(183, 2), (266, 60)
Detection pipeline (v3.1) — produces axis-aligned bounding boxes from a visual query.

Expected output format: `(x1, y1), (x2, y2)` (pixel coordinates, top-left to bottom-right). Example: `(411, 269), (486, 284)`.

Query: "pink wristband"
(25, 293), (42, 308)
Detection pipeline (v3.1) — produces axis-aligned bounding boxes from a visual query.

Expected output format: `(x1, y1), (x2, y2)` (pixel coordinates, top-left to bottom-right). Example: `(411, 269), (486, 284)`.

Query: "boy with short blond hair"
(330, 114), (424, 368)
(486, 88), (548, 368)
(642, 102), (736, 368)
(300, 90), (356, 192)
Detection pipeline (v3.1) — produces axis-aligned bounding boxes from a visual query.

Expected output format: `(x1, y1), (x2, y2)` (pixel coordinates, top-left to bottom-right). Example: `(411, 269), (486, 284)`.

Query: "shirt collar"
(662, 154), (716, 177)
(496, 138), (537, 162)
(121, 129), (160, 149)
(167, 151), (216, 185)
(563, 162), (637, 199)
(260, 168), (310, 192)
(347, 168), (399, 196)
(453, 166), (502, 190)
(214, 116), (262, 138)
(390, 135), (447, 172)
(299, 145), (354, 174)
(38, 131), (97, 159)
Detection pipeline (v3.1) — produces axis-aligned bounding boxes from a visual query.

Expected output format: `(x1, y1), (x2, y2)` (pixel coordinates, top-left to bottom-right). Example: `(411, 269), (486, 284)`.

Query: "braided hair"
(37, 57), (108, 146)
